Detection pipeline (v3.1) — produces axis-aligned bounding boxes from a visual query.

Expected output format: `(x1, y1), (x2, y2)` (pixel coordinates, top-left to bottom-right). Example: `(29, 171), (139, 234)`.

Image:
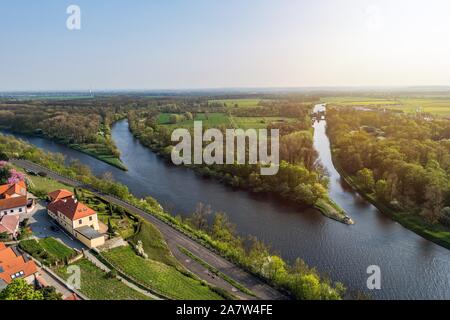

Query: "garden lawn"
(102, 246), (223, 300)
(39, 238), (75, 261)
(13, 166), (73, 194)
(56, 259), (151, 300)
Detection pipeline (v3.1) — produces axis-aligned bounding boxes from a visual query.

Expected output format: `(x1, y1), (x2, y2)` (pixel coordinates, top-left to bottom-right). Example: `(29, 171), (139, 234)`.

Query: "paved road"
(13, 159), (286, 300)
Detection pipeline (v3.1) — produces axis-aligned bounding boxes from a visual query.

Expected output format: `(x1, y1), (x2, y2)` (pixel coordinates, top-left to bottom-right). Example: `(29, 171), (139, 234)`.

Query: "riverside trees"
(327, 108), (450, 225)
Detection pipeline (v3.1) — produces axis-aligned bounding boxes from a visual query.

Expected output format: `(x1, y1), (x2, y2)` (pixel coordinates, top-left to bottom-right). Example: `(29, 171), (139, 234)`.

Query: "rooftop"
(47, 189), (74, 202)
(75, 225), (104, 240)
(48, 196), (96, 221)
(0, 244), (38, 285)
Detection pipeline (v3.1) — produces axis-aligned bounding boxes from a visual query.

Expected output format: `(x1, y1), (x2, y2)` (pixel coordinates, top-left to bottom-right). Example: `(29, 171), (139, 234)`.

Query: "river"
(4, 105), (450, 299)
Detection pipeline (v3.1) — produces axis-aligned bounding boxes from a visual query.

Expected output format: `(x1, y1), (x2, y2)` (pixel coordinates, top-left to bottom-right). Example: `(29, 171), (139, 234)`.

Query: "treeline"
(0, 133), (344, 300)
(327, 108), (450, 225)
(0, 100), (128, 166)
(128, 101), (331, 209)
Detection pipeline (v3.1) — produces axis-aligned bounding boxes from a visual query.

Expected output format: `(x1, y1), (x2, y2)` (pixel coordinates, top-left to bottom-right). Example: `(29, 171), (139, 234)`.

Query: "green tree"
(0, 279), (44, 300)
(356, 168), (375, 192)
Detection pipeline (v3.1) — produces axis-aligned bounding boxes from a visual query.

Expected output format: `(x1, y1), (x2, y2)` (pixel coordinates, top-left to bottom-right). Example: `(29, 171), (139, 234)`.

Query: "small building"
(0, 181), (28, 217)
(0, 215), (20, 240)
(47, 190), (105, 248)
(0, 243), (38, 291)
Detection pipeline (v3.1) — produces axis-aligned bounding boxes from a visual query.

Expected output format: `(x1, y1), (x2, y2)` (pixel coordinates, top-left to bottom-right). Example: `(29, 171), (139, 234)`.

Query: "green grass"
(315, 198), (353, 225)
(158, 112), (232, 129)
(158, 112), (295, 130)
(131, 221), (179, 267)
(322, 96), (450, 116)
(233, 116), (295, 129)
(70, 143), (127, 170)
(19, 238), (75, 265)
(39, 238), (75, 261)
(178, 246), (253, 297)
(208, 98), (265, 108)
(56, 259), (151, 300)
(102, 246), (223, 300)
(13, 165), (73, 195)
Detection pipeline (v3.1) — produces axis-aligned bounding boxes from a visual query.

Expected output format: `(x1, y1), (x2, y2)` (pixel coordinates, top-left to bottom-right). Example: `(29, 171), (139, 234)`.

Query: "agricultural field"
(158, 112), (232, 129)
(158, 112), (296, 130)
(233, 116), (295, 129)
(102, 246), (224, 300)
(208, 98), (266, 108)
(56, 259), (151, 300)
(322, 96), (450, 116)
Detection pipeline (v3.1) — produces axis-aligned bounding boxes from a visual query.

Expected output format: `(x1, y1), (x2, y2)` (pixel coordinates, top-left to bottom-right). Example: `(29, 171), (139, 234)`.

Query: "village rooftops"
(0, 196), (27, 211)
(0, 181), (27, 199)
(0, 243), (38, 287)
(47, 196), (96, 221)
(47, 189), (74, 202)
(0, 181), (28, 212)
(0, 215), (20, 235)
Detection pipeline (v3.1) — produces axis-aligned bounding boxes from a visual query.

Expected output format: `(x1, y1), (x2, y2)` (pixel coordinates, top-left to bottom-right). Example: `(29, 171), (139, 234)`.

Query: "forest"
(127, 97), (349, 223)
(0, 99), (128, 169)
(327, 107), (450, 245)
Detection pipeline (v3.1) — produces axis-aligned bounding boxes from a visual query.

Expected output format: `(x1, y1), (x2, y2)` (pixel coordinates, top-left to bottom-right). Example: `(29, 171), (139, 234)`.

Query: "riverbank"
(127, 121), (352, 225)
(330, 147), (450, 250)
(0, 128), (127, 171)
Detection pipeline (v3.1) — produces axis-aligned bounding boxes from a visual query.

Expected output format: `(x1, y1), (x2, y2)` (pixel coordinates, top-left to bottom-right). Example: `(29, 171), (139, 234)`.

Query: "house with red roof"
(0, 243), (38, 291)
(0, 215), (20, 240)
(0, 181), (28, 217)
(47, 190), (105, 248)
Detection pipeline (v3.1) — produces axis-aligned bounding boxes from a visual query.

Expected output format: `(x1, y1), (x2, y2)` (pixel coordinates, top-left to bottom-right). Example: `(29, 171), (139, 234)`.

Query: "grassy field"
(158, 112), (233, 129)
(131, 221), (179, 267)
(158, 112), (295, 130)
(13, 165), (73, 195)
(208, 98), (265, 108)
(56, 259), (151, 300)
(70, 143), (127, 170)
(102, 246), (223, 300)
(322, 96), (450, 116)
(233, 116), (295, 129)
(39, 238), (75, 260)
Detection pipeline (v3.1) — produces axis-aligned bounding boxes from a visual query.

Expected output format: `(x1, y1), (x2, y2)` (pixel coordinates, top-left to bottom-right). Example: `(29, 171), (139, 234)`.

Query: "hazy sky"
(1, 0), (450, 91)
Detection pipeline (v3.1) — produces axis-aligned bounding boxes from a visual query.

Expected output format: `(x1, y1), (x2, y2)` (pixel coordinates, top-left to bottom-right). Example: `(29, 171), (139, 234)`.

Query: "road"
(13, 159), (286, 300)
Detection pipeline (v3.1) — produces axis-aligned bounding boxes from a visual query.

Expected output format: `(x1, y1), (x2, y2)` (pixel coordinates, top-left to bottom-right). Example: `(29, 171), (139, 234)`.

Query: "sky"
(1, 0), (450, 91)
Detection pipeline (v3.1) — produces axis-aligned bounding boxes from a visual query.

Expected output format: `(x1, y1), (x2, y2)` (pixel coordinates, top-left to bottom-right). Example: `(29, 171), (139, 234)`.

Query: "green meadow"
(158, 112), (295, 130)
(208, 98), (265, 108)
(322, 96), (450, 116)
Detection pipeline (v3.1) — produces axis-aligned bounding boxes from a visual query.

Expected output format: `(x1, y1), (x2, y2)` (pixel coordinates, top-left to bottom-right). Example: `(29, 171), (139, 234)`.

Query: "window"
(10, 210), (13, 213)
(79, 219), (82, 225)
(89, 216), (93, 221)
(19, 208), (23, 213)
